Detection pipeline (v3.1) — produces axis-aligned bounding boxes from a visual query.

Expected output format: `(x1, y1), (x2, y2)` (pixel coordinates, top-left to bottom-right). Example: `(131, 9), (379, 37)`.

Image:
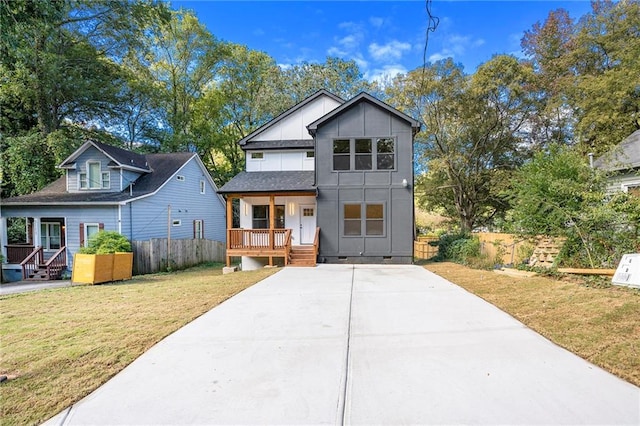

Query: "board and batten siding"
(246, 150), (314, 172)
(124, 157), (226, 243)
(252, 95), (342, 141)
(314, 99), (414, 263)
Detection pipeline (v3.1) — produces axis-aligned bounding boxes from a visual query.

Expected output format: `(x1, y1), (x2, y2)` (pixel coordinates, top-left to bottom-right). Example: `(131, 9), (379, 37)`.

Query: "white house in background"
(593, 129), (640, 196)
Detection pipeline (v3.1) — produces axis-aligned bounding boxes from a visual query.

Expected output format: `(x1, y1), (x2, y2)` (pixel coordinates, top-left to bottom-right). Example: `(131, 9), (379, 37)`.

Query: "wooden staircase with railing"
(289, 245), (317, 266)
(20, 246), (67, 281)
(288, 228), (320, 267)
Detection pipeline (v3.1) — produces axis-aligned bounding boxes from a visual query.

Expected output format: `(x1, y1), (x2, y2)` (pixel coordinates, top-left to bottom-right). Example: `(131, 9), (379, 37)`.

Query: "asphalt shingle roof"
(218, 171), (315, 194)
(594, 130), (640, 171)
(2, 152), (195, 205)
(242, 140), (314, 151)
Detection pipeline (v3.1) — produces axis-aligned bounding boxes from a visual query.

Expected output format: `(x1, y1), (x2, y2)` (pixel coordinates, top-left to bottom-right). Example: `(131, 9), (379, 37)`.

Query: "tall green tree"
(281, 57), (372, 103)
(521, 0), (640, 152)
(141, 9), (226, 152)
(0, 0), (167, 197)
(388, 56), (536, 232)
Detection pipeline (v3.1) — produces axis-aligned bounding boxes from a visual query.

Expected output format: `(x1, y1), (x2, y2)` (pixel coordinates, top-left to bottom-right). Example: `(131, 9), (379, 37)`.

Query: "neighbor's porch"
(224, 192), (319, 268)
(1, 216), (68, 281)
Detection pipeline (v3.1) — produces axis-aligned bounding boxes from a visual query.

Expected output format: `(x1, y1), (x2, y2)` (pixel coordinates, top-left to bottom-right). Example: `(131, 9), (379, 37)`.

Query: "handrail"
(5, 244), (35, 263)
(313, 227), (320, 257)
(283, 229), (292, 266)
(44, 246), (67, 280)
(20, 246), (44, 280)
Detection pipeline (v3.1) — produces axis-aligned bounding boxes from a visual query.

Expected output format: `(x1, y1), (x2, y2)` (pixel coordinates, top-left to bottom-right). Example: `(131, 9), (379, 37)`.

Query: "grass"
(425, 262), (640, 387)
(0, 264), (277, 426)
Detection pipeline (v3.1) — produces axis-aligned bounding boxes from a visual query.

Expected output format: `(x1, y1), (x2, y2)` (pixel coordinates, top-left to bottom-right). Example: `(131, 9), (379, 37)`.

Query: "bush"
(433, 233), (487, 267)
(78, 231), (132, 254)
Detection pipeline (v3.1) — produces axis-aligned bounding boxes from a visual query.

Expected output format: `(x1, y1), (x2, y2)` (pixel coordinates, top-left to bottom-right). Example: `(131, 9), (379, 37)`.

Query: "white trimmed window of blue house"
(176, 175), (185, 181)
(172, 219), (181, 226)
(200, 179), (206, 194)
(79, 161), (110, 190)
(84, 223), (100, 246)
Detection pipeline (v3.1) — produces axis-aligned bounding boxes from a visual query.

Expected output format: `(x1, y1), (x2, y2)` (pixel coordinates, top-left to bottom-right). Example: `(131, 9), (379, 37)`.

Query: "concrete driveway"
(46, 265), (639, 425)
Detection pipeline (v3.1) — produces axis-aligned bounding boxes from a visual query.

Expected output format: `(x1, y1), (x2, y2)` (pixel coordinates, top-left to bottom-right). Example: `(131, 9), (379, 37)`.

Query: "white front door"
(300, 205), (316, 244)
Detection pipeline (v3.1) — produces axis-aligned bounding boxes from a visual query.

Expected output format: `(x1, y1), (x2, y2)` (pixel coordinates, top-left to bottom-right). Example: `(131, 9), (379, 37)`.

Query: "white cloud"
(368, 40), (412, 62)
(428, 52), (450, 62)
(327, 46), (347, 57)
(366, 64), (407, 85)
(428, 33), (484, 63)
(369, 16), (384, 28)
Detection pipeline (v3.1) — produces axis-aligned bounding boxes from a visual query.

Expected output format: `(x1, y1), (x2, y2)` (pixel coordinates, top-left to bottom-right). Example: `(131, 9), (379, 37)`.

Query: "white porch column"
(0, 215), (7, 261)
(33, 217), (41, 248)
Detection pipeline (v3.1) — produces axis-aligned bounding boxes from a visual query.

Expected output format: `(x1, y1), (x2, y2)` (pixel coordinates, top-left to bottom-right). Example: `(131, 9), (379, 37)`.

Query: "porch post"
(226, 196), (233, 267)
(33, 217), (41, 248)
(269, 195), (275, 265)
(0, 216), (7, 262)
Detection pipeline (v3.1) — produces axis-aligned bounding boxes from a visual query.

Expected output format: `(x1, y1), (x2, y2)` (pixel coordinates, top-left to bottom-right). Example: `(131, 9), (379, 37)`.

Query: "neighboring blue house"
(1, 140), (226, 281)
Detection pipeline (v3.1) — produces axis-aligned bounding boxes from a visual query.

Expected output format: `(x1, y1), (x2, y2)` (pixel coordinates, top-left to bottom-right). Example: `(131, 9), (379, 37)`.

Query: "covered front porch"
(1, 216), (68, 281)
(224, 192), (319, 269)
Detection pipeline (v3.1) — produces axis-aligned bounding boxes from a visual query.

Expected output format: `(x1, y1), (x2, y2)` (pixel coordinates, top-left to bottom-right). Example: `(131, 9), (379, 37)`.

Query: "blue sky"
(171, 1), (593, 81)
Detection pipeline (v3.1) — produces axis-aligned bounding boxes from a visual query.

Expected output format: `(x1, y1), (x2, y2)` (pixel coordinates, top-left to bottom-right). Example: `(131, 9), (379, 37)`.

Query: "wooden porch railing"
(5, 244), (35, 263)
(284, 230), (292, 266)
(43, 246), (67, 280)
(313, 227), (320, 257)
(226, 228), (292, 267)
(20, 246), (44, 280)
(227, 228), (290, 250)
(20, 246), (67, 280)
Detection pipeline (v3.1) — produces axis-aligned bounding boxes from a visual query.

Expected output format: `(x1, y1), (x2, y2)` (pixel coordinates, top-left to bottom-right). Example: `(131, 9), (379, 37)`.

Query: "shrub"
(78, 231), (132, 254)
(433, 233), (487, 267)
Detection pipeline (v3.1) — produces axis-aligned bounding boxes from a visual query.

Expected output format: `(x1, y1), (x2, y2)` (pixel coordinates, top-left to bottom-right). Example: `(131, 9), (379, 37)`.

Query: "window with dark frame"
(343, 203), (385, 237)
(355, 139), (372, 170)
(376, 138), (395, 170)
(333, 139), (350, 170)
(333, 138), (395, 171)
(252, 205), (285, 229)
(344, 204), (361, 236)
(366, 204), (384, 235)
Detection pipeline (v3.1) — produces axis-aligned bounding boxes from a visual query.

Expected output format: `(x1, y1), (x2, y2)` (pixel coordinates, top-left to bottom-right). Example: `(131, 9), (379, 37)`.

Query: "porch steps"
(26, 265), (65, 281)
(289, 246), (317, 267)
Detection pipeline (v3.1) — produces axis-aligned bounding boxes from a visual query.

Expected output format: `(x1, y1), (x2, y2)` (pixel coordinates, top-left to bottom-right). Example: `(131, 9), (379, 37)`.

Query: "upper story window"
(306, 151), (315, 159)
(250, 152), (264, 160)
(200, 179), (206, 194)
(333, 138), (396, 171)
(79, 161), (109, 189)
(176, 175), (185, 181)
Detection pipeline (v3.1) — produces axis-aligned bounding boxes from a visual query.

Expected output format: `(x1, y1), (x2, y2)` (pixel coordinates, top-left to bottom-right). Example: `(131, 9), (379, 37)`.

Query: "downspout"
(129, 202), (133, 241)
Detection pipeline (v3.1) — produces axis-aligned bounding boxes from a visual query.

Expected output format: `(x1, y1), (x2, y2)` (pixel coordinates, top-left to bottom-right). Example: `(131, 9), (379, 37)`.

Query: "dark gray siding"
(315, 100), (414, 263)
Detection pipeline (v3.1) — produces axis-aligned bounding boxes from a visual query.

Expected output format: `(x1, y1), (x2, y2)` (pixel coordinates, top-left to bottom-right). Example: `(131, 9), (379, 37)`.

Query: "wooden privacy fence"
(414, 235), (439, 260)
(475, 232), (542, 266)
(132, 238), (226, 275)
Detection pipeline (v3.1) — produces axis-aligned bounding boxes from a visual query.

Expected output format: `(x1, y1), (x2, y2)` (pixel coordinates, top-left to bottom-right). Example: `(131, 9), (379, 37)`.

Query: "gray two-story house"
(218, 90), (420, 269)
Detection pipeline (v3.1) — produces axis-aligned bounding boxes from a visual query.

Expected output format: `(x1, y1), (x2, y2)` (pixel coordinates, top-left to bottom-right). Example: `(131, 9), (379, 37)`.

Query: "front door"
(300, 205), (316, 244)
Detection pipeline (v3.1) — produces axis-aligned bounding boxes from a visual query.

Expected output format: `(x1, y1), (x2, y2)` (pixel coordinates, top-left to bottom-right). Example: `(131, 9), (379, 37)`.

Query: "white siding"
(245, 150), (314, 172)
(239, 195), (316, 244)
(253, 95), (342, 141)
(606, 172), (640, 193)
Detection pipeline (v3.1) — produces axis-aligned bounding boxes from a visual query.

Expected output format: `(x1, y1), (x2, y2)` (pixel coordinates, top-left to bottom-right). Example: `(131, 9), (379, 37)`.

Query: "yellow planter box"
(72, 252), (133, 284)
(112, 252), (133, 281)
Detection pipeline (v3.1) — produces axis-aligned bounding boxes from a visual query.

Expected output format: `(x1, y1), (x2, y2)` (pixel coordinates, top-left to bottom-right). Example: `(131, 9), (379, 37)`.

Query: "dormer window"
(79, 161), (110, 189)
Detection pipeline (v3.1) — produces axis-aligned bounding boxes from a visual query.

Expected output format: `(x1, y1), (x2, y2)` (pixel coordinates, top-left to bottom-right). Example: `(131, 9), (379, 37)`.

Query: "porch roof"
(218, 171), (315, 195)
